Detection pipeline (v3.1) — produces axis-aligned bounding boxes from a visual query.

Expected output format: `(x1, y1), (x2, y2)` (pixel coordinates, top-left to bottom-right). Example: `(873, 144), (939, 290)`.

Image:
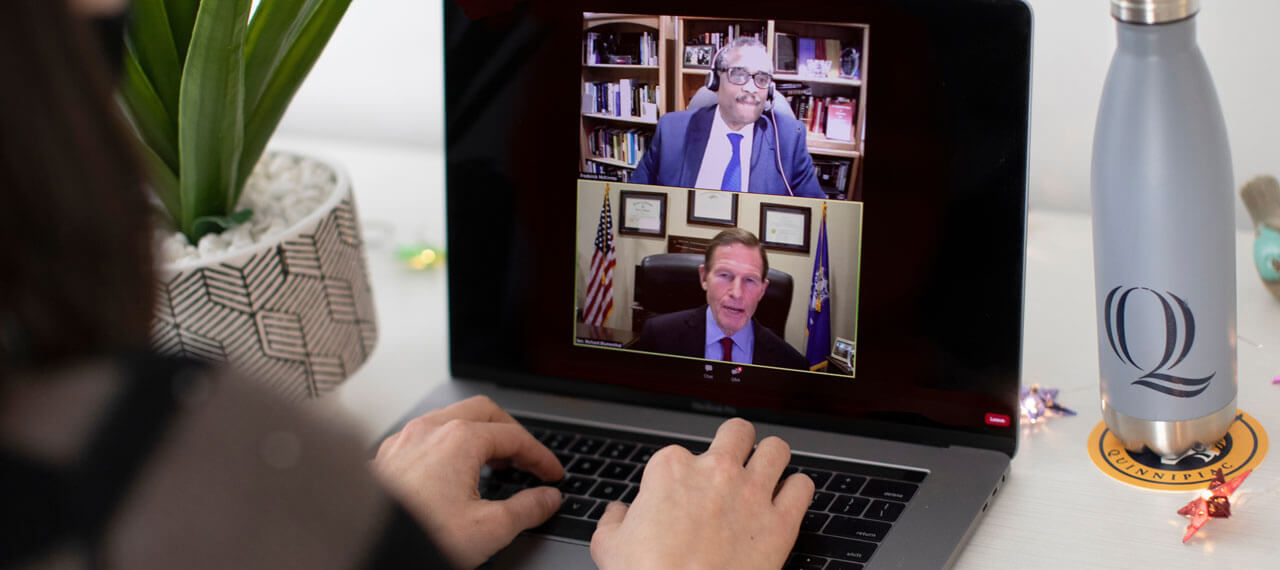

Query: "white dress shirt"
(694, 106), (754, 192)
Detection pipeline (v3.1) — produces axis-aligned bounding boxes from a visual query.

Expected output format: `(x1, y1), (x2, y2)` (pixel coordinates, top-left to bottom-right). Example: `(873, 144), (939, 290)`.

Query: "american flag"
(582, 187), (616, 325)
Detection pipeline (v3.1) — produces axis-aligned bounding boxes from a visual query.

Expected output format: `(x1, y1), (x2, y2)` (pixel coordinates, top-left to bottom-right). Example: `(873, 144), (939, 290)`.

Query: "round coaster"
(1086, 410), (1268, 491)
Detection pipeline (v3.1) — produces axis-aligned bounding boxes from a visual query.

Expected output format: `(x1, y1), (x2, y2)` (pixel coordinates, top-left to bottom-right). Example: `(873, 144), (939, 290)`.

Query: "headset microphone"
(770, 107), (795, 197)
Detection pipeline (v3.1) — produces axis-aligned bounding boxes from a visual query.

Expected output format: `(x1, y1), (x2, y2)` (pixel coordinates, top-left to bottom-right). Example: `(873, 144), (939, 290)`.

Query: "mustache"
(735, 94), (763, 105)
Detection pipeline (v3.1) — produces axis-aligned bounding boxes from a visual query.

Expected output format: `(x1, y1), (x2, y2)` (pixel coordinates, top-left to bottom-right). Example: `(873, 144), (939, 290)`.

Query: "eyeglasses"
(723, 66), (773, 89)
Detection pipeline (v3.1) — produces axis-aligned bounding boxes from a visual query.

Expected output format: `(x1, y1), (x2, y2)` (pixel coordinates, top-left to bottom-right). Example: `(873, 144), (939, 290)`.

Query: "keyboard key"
(824, 561), (864, 570)
(810, 491), (835, 512)
(801, 511), (830, 533)
(800, 469), (833, 488)
(621, 485), (639, 504)
(478, 480), (502, 500)
(541, 431), (576, 451)
(492, 484), (524, 500)
(554, 452), (574, 468)
(828, 495), (870, 517)
(793, 533), (877, 564)
(630, 445), (659, 464)
(558, 476), (595, 496)
(859, 479), (918, 502)
(823, 516), (891, 542)
(571, 437), (606, 455)
(531, 516), (596, 541)
(784, 554), (828, 570)
(558, 496), (598, 518)
(629, 466), (645, 483)
(599, 461), (637, 481)
(600, 441), (637, 460)
(528, 428), (548, 440)
(587, 501), (610, 521)
(493, 468), (532, 485)
(826, 475), (867, 495)
(589, 480), (627, 501)
(864, 500), (906, 522)
(567, 457), (604, 476)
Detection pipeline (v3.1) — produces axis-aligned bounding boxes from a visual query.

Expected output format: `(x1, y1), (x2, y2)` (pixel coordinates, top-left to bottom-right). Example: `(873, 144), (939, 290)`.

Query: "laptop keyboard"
(479, 417), (928, 569)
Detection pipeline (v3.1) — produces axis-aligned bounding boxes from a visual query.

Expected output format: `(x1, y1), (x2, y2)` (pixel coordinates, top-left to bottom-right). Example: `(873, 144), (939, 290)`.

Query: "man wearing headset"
(630, 37), (825, 198)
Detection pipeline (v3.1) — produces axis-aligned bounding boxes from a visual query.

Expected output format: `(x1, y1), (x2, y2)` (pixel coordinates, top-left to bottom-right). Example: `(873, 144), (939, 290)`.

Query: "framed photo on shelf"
(683, 44), (715, 69)
(686, 190), (738, 227)
(759, 202), (811, 253)
(619, 190), (668, 237)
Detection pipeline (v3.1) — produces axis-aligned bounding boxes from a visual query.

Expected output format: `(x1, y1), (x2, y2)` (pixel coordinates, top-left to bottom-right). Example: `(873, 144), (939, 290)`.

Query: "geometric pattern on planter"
(151, 194), (378, 400)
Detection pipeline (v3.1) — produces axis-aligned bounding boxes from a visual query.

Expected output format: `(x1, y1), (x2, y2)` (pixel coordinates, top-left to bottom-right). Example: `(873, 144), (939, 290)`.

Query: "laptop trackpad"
(488, 535), (592, 569)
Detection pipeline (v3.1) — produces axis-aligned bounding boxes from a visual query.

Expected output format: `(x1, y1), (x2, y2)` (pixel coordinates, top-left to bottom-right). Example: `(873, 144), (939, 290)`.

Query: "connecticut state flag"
(805, 203), (831, 370)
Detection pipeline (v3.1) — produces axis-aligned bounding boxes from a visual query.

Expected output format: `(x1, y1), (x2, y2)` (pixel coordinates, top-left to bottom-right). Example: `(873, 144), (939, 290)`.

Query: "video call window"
(579, 13), (868, 201)
(574, 180), (864, 378)
(575, 13), (869, 378)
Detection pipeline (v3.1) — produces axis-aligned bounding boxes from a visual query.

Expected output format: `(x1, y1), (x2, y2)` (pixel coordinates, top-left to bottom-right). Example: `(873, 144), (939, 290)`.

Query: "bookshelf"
(580, 14), (669, 182)
(673, 17), (869, 200)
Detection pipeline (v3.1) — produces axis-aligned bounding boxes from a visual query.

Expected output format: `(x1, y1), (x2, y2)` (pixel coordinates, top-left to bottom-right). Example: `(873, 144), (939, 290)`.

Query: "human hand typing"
(590, 418), (815, 570)
(372, 396), (564, 569)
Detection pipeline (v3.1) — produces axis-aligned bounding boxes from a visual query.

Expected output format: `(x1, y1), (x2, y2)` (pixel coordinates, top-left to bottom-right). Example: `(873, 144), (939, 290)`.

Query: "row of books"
(581, 80), (660, 121)
(778, 85), (855, 142)
(583, 161), (633, 183)
(775, 34), (859, 79)
(584, 31), (659, 66)
(586, 126), (651, 167)
(813, 158), (854, 199)
(688, 26), (765, 55)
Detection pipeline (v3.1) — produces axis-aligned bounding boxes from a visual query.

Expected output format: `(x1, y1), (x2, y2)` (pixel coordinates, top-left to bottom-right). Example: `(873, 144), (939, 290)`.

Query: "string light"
(395, 244), (445, 271)
(1019, 384), (1076, 424)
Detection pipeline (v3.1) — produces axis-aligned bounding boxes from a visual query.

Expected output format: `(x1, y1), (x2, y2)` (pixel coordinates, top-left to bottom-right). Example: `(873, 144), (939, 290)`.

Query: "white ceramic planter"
(151, 153), (377, 399)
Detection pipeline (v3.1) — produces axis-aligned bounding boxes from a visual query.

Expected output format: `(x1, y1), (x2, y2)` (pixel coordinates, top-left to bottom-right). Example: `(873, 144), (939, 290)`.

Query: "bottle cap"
(1111, 0), (1199, 24)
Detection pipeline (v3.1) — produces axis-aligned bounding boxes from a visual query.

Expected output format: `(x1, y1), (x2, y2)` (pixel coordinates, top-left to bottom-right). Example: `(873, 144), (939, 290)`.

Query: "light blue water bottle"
(1091, 0), (1236, 458)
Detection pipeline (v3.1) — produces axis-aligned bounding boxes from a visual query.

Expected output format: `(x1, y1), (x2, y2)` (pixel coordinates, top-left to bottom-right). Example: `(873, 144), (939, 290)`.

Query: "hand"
(372, 396), (564, 569)
(590, 418), (815, 570)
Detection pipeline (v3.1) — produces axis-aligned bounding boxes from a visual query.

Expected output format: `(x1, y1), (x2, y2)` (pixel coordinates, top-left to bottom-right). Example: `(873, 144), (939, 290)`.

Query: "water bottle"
(1091, 0), (1236, 458)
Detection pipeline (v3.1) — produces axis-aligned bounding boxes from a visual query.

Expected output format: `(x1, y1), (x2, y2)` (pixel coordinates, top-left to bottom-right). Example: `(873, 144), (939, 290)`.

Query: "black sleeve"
(362, 503), (455, 570)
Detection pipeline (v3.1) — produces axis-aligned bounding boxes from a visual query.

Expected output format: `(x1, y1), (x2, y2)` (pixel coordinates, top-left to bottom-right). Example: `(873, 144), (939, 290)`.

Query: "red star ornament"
(1176, 468), (1253, 543)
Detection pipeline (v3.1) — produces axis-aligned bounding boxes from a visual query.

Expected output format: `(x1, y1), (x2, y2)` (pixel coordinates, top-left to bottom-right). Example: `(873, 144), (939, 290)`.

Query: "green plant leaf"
(237, 0), (353, 196)
(135, 131), (182, 224)
(126, 0), (183, 122)
(165, 0), (200, 67)
(178, 0), (251, 242)
(118, 42), (180, 176)
(191, 208), (254, 238)
(244, 0), (323, 118)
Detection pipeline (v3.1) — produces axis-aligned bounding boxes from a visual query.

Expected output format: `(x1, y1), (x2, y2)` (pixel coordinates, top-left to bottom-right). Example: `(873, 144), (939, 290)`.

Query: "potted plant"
(118, 0), (376, 399)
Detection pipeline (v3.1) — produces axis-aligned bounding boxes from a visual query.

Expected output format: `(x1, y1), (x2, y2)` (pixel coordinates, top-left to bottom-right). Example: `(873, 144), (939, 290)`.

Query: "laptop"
(407, 0), (1031, 567)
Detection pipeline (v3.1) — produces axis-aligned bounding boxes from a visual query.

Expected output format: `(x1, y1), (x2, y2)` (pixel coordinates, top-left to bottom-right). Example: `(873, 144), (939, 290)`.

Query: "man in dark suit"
(629, 37), (825, 199)
(630, 229), (807, 370)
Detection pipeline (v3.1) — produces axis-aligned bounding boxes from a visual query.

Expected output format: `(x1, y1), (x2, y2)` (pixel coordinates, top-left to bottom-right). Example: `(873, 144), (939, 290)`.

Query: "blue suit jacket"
(630, 105), (825, 198)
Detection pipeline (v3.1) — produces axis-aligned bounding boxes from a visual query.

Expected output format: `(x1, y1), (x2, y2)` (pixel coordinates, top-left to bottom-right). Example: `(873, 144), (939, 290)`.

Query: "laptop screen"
(445, 0), (1031, 455)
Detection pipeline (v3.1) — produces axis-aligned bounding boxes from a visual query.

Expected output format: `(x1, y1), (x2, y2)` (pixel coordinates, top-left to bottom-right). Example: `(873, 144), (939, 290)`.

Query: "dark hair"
(704, 228), (769, 277)
(0, 0), (154, 377)
(713, 36), (768, 73)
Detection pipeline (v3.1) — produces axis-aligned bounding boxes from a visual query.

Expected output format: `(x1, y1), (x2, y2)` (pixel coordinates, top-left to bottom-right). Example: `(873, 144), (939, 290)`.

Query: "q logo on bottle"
(1103, 286), (1214, 398)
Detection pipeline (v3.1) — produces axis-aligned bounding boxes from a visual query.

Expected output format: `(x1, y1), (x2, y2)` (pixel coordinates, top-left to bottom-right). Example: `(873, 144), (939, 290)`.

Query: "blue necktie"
(720, 133), (743, 192)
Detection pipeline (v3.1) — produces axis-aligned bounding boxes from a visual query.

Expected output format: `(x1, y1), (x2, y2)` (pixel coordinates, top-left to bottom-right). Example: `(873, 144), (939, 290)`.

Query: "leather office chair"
(632, 253), (793, 338)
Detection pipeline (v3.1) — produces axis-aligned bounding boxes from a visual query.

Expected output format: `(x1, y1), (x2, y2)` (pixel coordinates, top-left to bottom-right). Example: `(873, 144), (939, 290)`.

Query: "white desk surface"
(276, 135), (1280, 568)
